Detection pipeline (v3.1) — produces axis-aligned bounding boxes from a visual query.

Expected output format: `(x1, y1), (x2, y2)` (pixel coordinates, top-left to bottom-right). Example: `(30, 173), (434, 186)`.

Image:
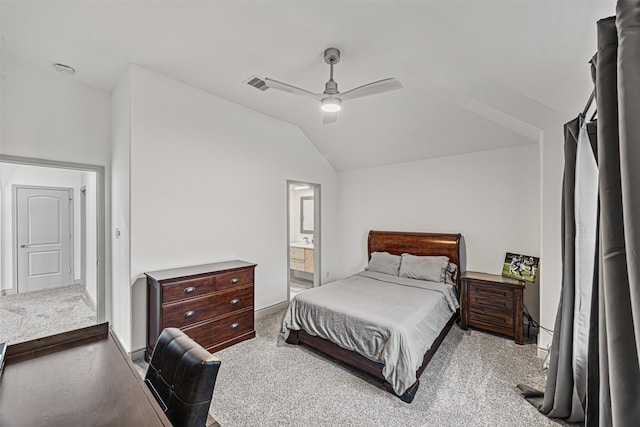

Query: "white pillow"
(365, 252), (401, 276)
(399, 254), (449, 282)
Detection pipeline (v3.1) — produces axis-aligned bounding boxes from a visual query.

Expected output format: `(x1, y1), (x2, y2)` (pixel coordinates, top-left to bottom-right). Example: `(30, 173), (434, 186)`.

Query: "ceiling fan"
(263, 48), (403, 124)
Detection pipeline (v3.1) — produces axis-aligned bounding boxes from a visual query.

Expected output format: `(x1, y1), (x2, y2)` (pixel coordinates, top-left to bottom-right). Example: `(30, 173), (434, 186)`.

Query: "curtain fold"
(521, 116), (586, 421)
(542, 117), (584, 421)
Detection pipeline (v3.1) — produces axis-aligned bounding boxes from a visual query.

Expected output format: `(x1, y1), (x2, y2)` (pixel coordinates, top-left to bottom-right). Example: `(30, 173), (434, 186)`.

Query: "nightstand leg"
(514, 289), (524, 345)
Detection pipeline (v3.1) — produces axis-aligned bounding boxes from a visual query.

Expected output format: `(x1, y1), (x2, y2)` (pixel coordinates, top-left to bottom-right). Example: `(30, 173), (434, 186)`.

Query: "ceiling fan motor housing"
(324, 80), (338, 95)
(324, 47), (341, 65)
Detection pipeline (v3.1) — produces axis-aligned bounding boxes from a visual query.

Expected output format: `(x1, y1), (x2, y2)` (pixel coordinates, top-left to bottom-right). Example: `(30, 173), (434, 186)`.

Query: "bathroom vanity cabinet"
(290, 246), (314, 273)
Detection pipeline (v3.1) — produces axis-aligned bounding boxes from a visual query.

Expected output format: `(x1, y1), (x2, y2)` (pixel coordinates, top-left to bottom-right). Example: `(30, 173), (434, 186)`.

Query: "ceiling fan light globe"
(321, 98), (342, 112)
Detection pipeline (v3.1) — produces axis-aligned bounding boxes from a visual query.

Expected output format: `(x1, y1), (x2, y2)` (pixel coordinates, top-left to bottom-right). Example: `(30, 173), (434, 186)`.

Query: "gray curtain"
(519, 115), (596, 422)
(589, 3), (640, 425)
(521, 2), (640, 424)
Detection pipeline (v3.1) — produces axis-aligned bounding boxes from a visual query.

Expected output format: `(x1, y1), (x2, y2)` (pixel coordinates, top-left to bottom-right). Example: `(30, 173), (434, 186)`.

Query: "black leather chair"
(145, 328), (221, 427)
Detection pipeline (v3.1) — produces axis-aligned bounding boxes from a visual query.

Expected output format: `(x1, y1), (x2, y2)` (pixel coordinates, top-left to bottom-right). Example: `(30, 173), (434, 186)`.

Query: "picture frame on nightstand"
(502, 252), (539, 283)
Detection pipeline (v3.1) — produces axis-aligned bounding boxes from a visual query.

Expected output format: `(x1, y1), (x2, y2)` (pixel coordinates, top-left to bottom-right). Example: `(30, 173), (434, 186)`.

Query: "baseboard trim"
(255, 300), (288, 321)
(130, 347), (146, 361)
(537, 346), (549, 359)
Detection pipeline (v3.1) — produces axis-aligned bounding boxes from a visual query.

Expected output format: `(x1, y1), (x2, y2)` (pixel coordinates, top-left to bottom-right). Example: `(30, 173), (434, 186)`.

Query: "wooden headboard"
(367, 230), (462, 287)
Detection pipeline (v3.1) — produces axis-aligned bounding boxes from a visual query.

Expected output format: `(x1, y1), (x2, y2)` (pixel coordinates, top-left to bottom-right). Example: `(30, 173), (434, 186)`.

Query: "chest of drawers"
(460, 271), (525, 344)
(146, 260), (256, 361)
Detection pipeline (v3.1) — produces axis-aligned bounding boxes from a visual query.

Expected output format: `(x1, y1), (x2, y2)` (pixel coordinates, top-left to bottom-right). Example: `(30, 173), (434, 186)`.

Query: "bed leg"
(286, 330), (299, 345)
(384, 380), (419, 403)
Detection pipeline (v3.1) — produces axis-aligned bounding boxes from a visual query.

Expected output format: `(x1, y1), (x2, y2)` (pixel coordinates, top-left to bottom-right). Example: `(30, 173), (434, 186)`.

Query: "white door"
(16, 187), (72, 293)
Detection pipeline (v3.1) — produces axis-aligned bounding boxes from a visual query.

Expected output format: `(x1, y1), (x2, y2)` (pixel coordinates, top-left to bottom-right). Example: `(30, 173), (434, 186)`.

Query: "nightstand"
(460, 271), (525, 344)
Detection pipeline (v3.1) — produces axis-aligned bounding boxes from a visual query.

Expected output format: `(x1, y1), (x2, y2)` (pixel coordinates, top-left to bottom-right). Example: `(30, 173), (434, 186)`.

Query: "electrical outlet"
(325, 270), (330, 278)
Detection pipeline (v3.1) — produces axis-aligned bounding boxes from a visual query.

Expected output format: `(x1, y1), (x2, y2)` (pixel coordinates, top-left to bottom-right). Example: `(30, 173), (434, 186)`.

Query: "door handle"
(20, 244), (30, 248)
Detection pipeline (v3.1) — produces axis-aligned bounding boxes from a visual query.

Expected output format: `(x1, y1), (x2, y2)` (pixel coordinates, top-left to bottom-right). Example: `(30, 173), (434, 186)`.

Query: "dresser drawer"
(216, 268), (253, 291)
(469, 309), (513, 334)
(162, 295), (217, 329)
(162, 285), (254, 328)
(183, 309), (254, 349)
(290, 246), (305, 260)
(161, 276), (215, 303)
(211, 286), (254, 318)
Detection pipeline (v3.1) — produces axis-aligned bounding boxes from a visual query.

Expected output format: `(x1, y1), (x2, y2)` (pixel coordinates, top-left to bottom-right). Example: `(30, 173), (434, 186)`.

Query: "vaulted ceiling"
(1, 1), (615, 171)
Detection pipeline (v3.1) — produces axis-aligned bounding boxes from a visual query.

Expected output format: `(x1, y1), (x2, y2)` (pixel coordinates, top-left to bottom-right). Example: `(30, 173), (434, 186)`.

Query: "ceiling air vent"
(245, 76), (269, 91)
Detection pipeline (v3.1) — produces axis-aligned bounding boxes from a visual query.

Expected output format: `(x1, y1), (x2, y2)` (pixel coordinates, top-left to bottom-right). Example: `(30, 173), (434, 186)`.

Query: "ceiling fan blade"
(322, 111), (338, 125)
(340, 78), (403, 101)
(264, 78), (322, 100)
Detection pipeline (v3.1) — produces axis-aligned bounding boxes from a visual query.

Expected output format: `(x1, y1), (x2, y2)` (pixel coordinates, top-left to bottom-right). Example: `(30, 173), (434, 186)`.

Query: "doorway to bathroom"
(287, 181), (320, 300)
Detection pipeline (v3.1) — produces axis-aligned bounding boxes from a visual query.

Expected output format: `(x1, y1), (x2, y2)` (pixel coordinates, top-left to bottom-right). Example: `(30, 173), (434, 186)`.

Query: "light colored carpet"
(0, 285), (96, 344)
(202, 309), (561, 427)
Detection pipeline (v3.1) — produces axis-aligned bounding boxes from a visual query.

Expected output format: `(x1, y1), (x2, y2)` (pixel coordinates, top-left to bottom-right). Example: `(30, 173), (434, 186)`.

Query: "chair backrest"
(145, 328), (221, 427)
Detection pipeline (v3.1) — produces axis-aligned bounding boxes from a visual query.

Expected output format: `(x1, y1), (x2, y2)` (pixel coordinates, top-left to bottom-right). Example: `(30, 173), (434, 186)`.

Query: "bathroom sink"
(291, 242), (314, 249)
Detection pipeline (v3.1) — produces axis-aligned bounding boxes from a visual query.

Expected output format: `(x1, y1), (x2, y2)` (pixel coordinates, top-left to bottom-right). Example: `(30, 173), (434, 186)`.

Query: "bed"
(282, 230), (462, 403)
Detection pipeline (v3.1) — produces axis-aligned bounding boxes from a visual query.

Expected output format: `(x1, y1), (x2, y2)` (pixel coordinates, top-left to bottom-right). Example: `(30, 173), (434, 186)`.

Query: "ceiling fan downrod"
(324, 47), (340, 95)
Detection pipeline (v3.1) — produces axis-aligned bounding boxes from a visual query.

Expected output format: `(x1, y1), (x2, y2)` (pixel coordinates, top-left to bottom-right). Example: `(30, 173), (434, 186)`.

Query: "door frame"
(286, 180), (321, 300)
(0, 155), (106, 323)
(80, 185), (86, 287)
(13, 185), (75, 293)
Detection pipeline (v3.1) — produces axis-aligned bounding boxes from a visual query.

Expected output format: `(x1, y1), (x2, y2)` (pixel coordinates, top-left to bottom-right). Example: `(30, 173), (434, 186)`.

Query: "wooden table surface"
(0, 323), (171, 427)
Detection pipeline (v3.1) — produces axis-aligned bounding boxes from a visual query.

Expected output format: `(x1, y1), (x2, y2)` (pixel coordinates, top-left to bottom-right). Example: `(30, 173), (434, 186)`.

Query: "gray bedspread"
(282, 271), (459, 395)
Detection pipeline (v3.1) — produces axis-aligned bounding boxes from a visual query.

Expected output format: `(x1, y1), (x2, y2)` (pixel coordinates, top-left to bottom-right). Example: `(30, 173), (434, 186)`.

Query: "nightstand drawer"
(469, 291), (513, 313)
(469, 309), (513, 333)
(469, 283), (511, 301)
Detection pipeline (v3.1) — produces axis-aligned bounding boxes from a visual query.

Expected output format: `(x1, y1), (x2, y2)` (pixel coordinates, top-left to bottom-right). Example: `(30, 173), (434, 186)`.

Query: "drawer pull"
(230, 278), (240, 284)
(184, 287), (196, 294)
(230, 299), (240, 305)
(231, 322), (240, 329)
(184, 310), (196, 319)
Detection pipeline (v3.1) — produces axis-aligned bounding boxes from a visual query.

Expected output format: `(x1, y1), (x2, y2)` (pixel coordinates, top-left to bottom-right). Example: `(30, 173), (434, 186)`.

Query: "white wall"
(125, 66), (338, 352)
(338, 145), (541, 324)
(538, 123), (566, 350)
(1, 59), (112, 317)
(110, 68), (132, 351)
(1, 60), (111, 166)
